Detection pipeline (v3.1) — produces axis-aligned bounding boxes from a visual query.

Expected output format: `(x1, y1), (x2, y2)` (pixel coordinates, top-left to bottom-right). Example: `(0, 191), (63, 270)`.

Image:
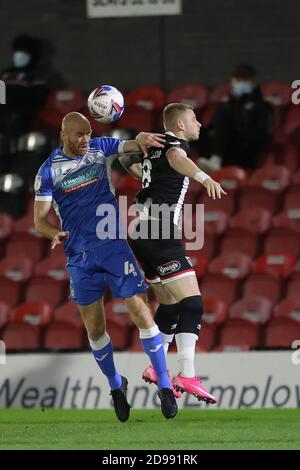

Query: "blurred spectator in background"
(198, 63), (273, 172)
(0, 34), (64, 168)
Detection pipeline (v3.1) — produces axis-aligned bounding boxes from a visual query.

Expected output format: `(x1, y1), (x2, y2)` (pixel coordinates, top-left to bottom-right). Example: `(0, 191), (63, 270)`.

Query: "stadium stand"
(0, 80), (299, 352)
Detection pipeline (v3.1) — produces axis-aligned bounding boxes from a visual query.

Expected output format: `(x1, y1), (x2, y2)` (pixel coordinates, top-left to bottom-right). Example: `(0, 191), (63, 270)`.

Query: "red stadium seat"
(219, 319), (260, 349)
(200, 191), (236, 214)
(264, 228), (300, 257)
(261, 82), (292, 106)
(284, 187), (300, 211)
(243, 273), (282, 305)
(53, 301), (83, 329)
(0, 302), (9, 330)
(0, 277), (23, 307)
(34, 255), (68, 280)
(253, 254), (296, 279)
(45, 89), (86, 115)
(116, 107), (155, 132)
(14, 210), (59, 235)
(220, 229), (259, 258)
(167, 84), (209, 110)
(47, 243), (66, 260)
(208, 253), (252, 279)
(2, 322), (40, 350)
(125, 86), (166, 110)
(37, 89), (87, 132)
(286, 273), (300, 301)
(203, 210), (228, 235)
(44, 321), (83, 350)
(186, 234), (217, 260)
(247, 165), (291, 192)
(264, 318), (300, 348)
(202, 298), (228, 325)
(25, 276), (67, 308)
(239, 187), (278, 213)
(121, 174), (142, 191)
(200, 103), (218, 126)
(185, 252), (208, 279)
(6, 234), (47, 264)
(229, 296), (272, 324)
(281, 143), (299, 172)
(209, 84), (231, 103)
(197, 322), (217, 351)
(10, 302), (53, 326)
(292, 169), (300, 186)
(104, 299), (133, 326)
(200, 273), (238, 305)
(274, 298), (300, 322)
(273, 210), (300, 234)
(106, 316), (133, 350)
(229, 208), (272, 234)
(0, 255), (33, 281)
(211, 166), (248, 191)
(0, 213), (14, 241)
(284, 105), (300, 137)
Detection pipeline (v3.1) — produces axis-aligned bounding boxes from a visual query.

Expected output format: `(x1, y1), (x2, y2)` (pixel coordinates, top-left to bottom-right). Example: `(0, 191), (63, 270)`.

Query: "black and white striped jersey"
(135, 132), (191, 225)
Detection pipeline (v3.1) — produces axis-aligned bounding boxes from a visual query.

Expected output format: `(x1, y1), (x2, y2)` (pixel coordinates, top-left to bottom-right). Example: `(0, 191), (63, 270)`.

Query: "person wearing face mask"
(198, 63), (273, 171)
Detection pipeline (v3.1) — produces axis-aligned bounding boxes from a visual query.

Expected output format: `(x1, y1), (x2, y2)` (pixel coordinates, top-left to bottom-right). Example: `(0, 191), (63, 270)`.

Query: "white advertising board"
(87, 0), (182, 18)
(1, 351), (299, 409)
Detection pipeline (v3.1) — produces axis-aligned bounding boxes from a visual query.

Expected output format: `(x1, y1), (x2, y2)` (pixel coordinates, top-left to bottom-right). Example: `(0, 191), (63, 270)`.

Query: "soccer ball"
(87, 85), (124, 123)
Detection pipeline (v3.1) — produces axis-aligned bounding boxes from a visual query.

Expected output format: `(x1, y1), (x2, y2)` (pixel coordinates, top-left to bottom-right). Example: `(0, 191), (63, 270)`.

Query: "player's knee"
(85, 323), (106, 341)
(155, 303), (179, 335)
(176, 295), (203, 336)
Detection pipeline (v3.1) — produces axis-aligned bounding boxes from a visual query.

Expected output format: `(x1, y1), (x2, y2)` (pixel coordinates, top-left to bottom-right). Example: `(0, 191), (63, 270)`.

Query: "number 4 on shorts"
(124, 261), (136, 275)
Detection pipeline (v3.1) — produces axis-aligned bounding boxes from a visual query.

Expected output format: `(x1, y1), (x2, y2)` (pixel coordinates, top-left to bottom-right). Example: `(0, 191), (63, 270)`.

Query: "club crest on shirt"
(34, 175), (42, 191)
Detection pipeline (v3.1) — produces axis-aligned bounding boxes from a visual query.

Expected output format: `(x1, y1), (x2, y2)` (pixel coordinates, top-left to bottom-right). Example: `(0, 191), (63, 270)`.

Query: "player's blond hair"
(163, 103), (194, 129)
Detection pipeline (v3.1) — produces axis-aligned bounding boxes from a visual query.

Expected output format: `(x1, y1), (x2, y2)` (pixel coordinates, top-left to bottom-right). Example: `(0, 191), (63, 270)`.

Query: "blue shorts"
(66, 239), (147, 306)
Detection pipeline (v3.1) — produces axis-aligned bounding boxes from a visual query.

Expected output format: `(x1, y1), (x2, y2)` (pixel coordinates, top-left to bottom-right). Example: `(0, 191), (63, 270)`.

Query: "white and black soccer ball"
(87, 85), (124, 123)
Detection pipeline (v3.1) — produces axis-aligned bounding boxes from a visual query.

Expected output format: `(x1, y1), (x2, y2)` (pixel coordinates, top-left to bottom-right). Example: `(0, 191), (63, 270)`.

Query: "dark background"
(0, 0), (298, 91)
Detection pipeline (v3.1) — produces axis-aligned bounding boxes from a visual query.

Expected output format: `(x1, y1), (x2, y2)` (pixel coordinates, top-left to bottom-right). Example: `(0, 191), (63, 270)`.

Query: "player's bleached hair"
(163, 103), (194, 128)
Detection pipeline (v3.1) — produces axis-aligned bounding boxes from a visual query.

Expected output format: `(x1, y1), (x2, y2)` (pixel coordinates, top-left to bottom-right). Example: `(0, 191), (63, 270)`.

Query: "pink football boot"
(142, 365), (182, 399)
(173, 374), (217, 404)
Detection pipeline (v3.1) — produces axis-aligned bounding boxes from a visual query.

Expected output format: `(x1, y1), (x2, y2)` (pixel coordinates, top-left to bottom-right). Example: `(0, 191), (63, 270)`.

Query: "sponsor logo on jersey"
(62, 168), (98, 193)
(158, 260), (181, 276)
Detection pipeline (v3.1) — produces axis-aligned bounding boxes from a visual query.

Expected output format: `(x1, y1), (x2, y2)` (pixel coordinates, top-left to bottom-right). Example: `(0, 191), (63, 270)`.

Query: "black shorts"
(130, 229), (195, 285)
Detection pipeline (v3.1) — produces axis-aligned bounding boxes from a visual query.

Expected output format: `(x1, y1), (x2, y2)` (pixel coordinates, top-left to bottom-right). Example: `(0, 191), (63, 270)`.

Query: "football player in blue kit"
(34, 111), (177, 421)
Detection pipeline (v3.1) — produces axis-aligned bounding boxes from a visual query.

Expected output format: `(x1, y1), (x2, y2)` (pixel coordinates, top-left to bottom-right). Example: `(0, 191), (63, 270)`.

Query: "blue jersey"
(35, 137), (124, 256)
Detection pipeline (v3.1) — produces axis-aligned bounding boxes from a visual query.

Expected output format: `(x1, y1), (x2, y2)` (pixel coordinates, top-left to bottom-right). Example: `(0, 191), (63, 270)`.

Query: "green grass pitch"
(0, 408), (299, 450)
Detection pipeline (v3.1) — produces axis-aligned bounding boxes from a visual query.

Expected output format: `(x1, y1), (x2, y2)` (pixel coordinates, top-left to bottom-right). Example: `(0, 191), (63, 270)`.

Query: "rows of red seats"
(0, 161), (300, 351)
(31, 83), (300, 147)
(1, 293), (299, 352)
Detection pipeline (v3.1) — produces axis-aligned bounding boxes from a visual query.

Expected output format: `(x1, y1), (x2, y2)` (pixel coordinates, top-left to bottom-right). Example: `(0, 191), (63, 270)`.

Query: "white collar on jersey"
(165, 131), (177, 137)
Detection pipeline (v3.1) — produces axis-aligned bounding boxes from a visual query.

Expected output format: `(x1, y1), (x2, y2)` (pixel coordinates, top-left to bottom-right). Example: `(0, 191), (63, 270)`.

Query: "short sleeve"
(90, 137), (123, 157)
(34, 162), (53, 201)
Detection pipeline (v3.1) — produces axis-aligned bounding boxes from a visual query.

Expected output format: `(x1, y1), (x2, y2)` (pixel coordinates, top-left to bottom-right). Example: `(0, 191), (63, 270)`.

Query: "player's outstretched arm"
(166, 147), (227, 200)
(122, 132), (165, 157)
(34, 200), (69, 248)
(118, 154), (142, 179)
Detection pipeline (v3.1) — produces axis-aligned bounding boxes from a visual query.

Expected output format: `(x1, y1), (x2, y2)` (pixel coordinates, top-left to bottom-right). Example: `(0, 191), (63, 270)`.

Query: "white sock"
(139, 324), (160, 339)
(88, 331), (110, 350)
(175, 332), (198, 378)
(160, 332), (174, 355)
